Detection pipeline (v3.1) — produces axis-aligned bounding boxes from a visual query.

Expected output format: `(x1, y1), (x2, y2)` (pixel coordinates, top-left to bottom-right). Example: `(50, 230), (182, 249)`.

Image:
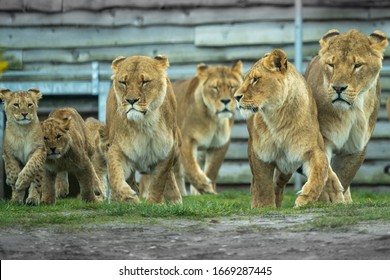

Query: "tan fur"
(305, 29), (388, 203)
(0, 88), (46, 204)
(85, 117), (109, 198)
(40, 108), (102, 204)
(106, 55), (182, 204)
(173, 61), (243, 195)
(234, 49), (343, 208)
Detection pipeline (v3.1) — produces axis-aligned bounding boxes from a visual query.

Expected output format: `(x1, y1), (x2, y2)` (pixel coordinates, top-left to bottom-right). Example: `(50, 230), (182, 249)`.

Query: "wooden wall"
(1, 0), (390, 191)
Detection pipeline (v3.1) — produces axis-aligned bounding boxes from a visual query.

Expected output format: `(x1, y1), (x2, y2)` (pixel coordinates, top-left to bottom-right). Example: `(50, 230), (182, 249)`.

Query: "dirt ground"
(1, 214), (390, 260)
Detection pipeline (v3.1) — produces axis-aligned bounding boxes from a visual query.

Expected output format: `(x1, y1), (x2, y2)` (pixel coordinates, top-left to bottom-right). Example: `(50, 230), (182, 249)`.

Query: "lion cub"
(40, 108), (103, 204)
(173, 61), (243, 195)
(106, 55), (182, 204)
(0, 88), (46, 204)
(234, 49), (343, 208)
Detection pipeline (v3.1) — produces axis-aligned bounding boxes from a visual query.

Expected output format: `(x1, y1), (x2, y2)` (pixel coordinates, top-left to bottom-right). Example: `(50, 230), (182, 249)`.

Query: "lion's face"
(111, 55), (169, 121)
(318, 29), (388, 110)
(234, 49), (288, 119)
(41, 117), (72, 160)
(197, 61), (243, 119)
(0, 88), (42, 125)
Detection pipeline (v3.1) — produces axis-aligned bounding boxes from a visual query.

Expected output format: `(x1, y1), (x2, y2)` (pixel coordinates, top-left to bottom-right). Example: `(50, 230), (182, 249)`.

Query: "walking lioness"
(234, 49), (343, 208)
(305, 29), (388, 202)
(173, 61), (243, 195)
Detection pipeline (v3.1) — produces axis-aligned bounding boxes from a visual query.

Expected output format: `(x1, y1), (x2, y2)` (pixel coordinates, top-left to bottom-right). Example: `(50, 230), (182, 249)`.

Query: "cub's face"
(0, 88), (42, 125)
(319, 29), (388, 110)
(197, 61), (243, 119)
(234, 49), (288, 119)
(41, 117), (72, 160)
(111, 55), (170, 121)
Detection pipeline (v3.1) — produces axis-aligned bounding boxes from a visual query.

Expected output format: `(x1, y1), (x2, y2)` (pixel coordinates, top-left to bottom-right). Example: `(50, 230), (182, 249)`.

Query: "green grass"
(1, 189), (390, 231)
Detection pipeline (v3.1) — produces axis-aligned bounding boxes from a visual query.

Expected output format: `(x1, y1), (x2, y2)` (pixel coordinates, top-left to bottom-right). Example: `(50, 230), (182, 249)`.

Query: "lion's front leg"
(180, 139), (215, 194)
(41, 170), (56, 205)
(107, 145), (139, 203)
(318, 167), (345, 204)
(15, 146), (46, 192)
(75, 158), (102, 203)
(331, 150), (367, 204)
(26, 182), (41, 205)
(55, 171), (69, 198)
(3, 152), (24, 203)
(295, 149), (328, 207)
(148, 149), (182, 204)
(248, 143), (276, 208)
(204, 142), (230, 193)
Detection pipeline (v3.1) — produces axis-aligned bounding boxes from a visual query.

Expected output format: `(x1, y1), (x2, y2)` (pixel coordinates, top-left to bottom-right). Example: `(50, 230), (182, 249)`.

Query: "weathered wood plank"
(4, 44), (320, 65)
(0, 26), (194, 49)
(60, 0), (390, 11)
(195, 21), (390, 46)
(0, 81), (111, 96)
(2, 0), (389, 12)
(0, 7), (375, 27)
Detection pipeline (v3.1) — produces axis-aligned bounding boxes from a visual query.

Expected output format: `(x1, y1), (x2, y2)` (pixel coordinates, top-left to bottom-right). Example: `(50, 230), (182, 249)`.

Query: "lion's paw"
(294, 195), (315, 208)
(110, 185), (140, 203)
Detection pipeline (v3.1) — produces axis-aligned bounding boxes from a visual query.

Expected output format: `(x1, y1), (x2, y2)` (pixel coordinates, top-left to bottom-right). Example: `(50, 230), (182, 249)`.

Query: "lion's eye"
(142, 80), (151, 87)
(354, 63), (362, 69)
(327, 63), (334, 69)
(28, 103), (33, 108)
(13, 103), (20, 108)
(43, 137), (48, 141)
(119, 81), (127, 87)
(56, 134), (62, 140)
(211, 86), (218, 92)
(252, 77), (259, 85)
(230, 86), (237, 93)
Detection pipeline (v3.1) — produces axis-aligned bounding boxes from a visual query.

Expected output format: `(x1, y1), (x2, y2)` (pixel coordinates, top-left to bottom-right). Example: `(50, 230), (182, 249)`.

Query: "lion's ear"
(262, 49), (288, 74)
(28, 88), (42, 101)
(231, 60), (243, 76)
(196, 63), (208, 80)
(369, 30), (388, 57)
(111, 56), (126, 79)
(319, 29), (340, 48)
(0, 88), (12, 103)
(154, 55), (170, 68)
(61, 116), (72, 131)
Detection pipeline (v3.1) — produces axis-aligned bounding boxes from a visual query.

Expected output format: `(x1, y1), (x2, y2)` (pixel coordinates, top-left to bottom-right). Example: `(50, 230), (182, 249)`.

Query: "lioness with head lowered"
(106, 55), (182, 204)
(40, 108), (103, 204)
(234, 49), (343, 207)
(173, 61), (243, 195)
(305, 29), (388, 202)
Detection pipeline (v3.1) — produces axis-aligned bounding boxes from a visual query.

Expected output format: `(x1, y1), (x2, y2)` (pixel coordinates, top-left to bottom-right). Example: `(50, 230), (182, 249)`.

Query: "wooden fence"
(1, 0), (390, 197)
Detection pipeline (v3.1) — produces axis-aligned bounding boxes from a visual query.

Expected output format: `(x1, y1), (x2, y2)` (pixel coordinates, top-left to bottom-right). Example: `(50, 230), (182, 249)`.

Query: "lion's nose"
(126, 98), (139, 105)
(332, 85), (348, 94)
(220, 99), (231, 105)
(49, 147), (56, 153)
(21, 112), (28, 118)
(234, 94), (243, 102)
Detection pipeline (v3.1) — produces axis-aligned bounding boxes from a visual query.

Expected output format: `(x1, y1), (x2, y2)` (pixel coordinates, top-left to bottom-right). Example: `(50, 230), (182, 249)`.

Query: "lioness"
(305, 29), (388, 202)
(0, 88), (46, 204)
(106, 55), (182, 204)
(173, 61), (243, 195)
(234, 49), (343, 207)
(40, 108), (102, 204)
